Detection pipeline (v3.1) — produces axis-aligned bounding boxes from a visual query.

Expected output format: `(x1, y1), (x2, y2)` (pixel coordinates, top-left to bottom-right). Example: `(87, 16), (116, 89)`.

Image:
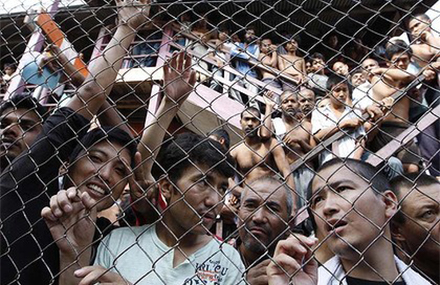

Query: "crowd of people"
(0, 1), (439, 284)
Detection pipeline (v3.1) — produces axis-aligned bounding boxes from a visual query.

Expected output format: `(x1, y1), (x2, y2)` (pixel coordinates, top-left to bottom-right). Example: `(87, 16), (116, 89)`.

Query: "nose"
(251, 207), (267, 224)
(2, 122), (21, 139)
(322, 194), (341, 218)
(205, 188), (222, 209)
(98, 163), (113, 185)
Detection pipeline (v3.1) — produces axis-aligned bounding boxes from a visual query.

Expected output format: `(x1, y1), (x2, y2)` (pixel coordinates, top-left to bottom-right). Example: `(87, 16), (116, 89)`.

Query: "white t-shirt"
(311, 104), (365, 164)
(94, 225), (245, 285)
(352, 81), (374, 111)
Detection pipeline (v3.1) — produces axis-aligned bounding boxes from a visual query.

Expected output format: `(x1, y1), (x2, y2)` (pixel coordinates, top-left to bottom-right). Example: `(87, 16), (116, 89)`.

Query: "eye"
(422, 210), (435, 220)
(89, 154), (102, 163)
(115, 166), (126, 176)
(311, 196), (323, 207)
(335, 186), (350, 193)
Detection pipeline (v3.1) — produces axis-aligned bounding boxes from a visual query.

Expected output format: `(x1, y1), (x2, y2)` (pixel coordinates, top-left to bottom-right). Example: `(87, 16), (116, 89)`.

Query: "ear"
(390, 220), (406, 243)
(158, 177), (173, 201)
(382, 190), (398, 220)
(219, 137), (225, 146)
(386, 61), (391, 67)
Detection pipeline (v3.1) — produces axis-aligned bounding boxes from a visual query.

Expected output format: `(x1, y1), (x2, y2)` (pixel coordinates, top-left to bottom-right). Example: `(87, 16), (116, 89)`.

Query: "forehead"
(299, 91), (314, 100)
(401, 183), (440, 205)
(243, 180), (286, 202)
(281, 92), (297, 101)
(1, 107), (40, 122)
(391, 52), (410, 61)
(242, 110), (260, 119)
(362, 59), (377, 67)
(332, 82), (349, 90)
(182, 163), (228, 183)
(409, 16), (428, 27)
(83, 140), (131, 161)
(312, 164), (369, 194)
(262, 39), (272, 44)
(333, 62), (345, 68)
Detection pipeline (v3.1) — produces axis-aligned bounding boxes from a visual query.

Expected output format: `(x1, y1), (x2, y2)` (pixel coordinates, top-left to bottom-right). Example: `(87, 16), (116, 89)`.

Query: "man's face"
(0, 108), (43, 162)
(312, 58), (325, 73)
(306, 61), (312, 74)
(310, 164), (395, 257)
(351, 72), (366, 87)
(285, 39), (298, 52)
(238, 180), (290, 254)
(165, 164), (229, 235)
(219, 31), (229, 42)
(245, 29), (256, 43)
(361, 59), (379, 76)
(281, 93), (299, 118)
(389, 52), (410, 71)
(298, 90), (315, 116)
(240, 110), (260, 137)
(260, 39), (272, 54)
(409, 16), (431, 40)
(67, 141), (132, 212)
(395, 183), (439, 265)
(4, 67), (14, 76)
(332, 62), (349, 76)
(329, 83), (349, 107)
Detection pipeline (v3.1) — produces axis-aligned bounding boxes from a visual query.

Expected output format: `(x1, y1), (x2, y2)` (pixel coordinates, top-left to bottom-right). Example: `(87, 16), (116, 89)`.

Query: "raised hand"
(264, 91), (277, 109)
(267, 235), (318, 285)
(163, 51), (197, 105)
(74, 265), (131, 285)
(116, 0), (151, 30)
(41, 187), (98, 258)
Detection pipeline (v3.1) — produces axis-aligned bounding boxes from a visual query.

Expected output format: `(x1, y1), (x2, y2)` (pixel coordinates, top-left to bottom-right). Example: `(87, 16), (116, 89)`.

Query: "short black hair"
(307, 158), (390, 202)
(285, 34), (302, 47)
(0, 93), (48, 121)
(69, 126), (137, 168)
(326, 74), (348, 91)
(240, 107), (261, 119)
(152, 132), (236, 183)
(311, 52), (326, 62)
(208, 128), (231, 150)
(408, 13), (431, 27)
(351, 67), (363, 76)
(385, 40), (412, 60)
(390, 173), (440, 224)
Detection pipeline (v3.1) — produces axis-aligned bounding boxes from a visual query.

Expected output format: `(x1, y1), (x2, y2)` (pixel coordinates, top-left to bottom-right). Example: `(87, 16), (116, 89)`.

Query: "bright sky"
(0, 0), (84, 15)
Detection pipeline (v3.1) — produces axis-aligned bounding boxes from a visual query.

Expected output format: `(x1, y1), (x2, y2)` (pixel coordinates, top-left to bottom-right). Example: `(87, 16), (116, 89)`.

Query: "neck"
(156, 215), (207, 248)
(244, 135), (260, 145)
(239, 243), (265, 266)
(282, 113), (299, 125)
(330, 104), (345, 113)
(340, 235), (400, 282)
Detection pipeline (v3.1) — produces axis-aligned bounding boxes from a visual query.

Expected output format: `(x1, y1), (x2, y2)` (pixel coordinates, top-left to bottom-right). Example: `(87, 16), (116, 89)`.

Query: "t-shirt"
(94, 224), (245, 285)
(346, 276), (406, 285)
(352, 82), (374, 111)
(0, 107), (90, 285)
(311, 104), (365, 164)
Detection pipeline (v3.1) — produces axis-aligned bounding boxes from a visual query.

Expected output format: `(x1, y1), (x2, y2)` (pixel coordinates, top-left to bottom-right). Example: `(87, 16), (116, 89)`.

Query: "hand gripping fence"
(0, 0), (439, 284)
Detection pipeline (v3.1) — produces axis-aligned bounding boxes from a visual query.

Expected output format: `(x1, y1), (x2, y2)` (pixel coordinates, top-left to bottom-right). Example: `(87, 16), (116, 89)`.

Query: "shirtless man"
(261, 90), (315, 209)
(278, 35), (306, 90)
(230, 107), (296, 209)
(369, 42), (421, 172)
(259, 38), (282, 96)
(408, 14), (440, 68)
(298, 88), (316, 121)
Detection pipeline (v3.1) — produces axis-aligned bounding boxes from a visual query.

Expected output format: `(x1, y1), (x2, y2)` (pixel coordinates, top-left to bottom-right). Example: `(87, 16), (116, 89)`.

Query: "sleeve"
(93, 230), (116, 269)
(311, 109), (325, 135)
(230, 44), (250, 60)
(0, 107), (89, 198)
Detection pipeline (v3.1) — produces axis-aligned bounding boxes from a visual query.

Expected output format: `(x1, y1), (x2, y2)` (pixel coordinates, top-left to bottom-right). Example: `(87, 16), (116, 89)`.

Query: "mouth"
(86, 183), (108, 198)
(248, 226), (268, 237)
(326, 219), (348, 234)
(199, 211), (216, 223)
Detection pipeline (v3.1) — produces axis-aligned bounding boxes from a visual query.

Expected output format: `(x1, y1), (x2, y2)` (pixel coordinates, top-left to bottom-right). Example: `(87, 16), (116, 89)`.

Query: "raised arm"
(131, 52), (196, 221)
(270, 139), (296, 210)
(67, 0), (151, 121)
(260, 91), (277, 139)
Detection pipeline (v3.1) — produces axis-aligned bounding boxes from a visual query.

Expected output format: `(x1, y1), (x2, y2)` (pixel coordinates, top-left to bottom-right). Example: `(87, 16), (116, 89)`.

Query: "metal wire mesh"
(0, 0), (439, 284)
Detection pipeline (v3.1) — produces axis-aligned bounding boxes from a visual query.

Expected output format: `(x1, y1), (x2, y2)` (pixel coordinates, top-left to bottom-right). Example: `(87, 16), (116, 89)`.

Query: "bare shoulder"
(230, 142), (245, 156)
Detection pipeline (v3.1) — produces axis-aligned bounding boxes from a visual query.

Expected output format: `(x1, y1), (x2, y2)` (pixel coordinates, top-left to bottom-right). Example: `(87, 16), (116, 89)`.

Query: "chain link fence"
(0, 0), (439, 284)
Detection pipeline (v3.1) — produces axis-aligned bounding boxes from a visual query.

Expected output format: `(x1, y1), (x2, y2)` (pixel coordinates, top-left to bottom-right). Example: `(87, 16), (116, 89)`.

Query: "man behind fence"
(43, 133), (245, 284)
(390, 173), (440, 284)
(0, 94), (47, 172)
(237, 176), (292, 285)
(0, 1), (151, 284)
(266, 158), (431, 285)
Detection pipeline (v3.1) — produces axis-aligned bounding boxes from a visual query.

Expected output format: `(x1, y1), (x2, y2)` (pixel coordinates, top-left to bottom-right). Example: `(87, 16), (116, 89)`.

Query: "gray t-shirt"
(94, 224), (245, 285)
